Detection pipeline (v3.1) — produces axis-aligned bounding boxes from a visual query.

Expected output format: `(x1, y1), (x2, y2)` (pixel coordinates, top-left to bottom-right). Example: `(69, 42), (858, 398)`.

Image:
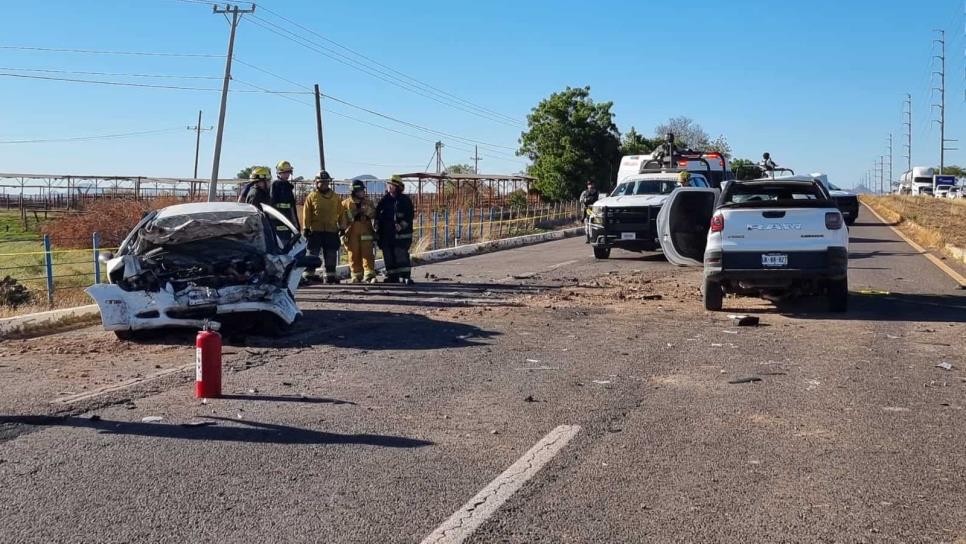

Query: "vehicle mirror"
(296, 255), (321, 269)
(98, 252), (114, 263)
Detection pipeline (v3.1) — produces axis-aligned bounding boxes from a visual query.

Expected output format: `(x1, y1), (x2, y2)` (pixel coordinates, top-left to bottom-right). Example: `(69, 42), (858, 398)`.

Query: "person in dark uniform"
(375, 176), (415, 284)
(579, 180), (600, 243)
(270, 160), (300, 242)
(244, 167), (272, 210)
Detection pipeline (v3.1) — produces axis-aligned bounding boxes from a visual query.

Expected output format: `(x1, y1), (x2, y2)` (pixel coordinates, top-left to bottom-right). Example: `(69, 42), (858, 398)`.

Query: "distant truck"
(899, 167), (936, 196)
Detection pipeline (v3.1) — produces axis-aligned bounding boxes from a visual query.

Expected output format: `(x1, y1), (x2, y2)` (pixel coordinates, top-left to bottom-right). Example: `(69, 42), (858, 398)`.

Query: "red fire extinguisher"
(195, 322), (222, 399)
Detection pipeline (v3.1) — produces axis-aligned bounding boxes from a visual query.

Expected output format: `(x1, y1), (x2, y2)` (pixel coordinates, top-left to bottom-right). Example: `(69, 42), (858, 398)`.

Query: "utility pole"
(902, 93), (912, 174)
(471, 145), (482, 174)
(932, 29), (952, 175)
(188, 110), (213, 177)
(887, 134), (893, 193)
(435, 141), (445, 174)
(880, 156), (885, 194)
(314, 84), (326, 171)
(208, 3), (255, 202)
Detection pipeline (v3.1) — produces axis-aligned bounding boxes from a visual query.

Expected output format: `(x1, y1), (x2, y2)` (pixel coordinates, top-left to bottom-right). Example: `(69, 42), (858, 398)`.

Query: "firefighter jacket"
(302, 189), (343, 233)
(270, 179), (300, 229)
(340, 196), (376, 241)
(375, 192), (415, 245)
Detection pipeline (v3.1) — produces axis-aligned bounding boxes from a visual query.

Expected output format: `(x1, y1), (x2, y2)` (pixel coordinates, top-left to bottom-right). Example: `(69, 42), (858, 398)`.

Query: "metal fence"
(0, 201), (580, 310)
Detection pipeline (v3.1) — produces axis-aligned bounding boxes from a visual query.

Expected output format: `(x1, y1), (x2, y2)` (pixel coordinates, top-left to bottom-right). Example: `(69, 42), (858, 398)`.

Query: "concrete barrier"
(1, 226), (583, 339)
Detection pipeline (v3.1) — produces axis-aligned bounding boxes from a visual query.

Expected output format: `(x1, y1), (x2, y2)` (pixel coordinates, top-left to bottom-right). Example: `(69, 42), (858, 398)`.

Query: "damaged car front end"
(86, 202), (316, 338)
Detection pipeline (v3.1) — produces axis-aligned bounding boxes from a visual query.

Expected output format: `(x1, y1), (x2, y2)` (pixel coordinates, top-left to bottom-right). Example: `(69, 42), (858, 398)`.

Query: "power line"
(0, 127), (183, 144)
(242, 15), (523, 128)
(253, 4), (522, 126)
(0, 66), (222, 79)
(0, 45), (222, 58)
(0, 71), (310, 93)
(232, 59), (519, 153)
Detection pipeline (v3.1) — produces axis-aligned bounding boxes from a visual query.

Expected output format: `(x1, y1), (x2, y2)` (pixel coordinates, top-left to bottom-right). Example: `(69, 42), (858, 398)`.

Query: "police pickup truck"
(655, 176), (849, 312)
(587, 147), (725, 259)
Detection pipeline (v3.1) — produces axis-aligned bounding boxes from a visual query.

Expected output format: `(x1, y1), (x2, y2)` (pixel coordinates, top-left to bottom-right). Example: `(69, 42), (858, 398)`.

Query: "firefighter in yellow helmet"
(678, 171), (691, 187)
(270, 160), (299, 242)
(244, 166), (272, 210)
(301, 170), (344, 284)
(340, 180), (377, 283)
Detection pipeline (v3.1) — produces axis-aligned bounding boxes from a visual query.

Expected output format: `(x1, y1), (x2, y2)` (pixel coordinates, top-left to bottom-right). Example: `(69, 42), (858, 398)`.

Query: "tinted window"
(721, 183), (827, 207)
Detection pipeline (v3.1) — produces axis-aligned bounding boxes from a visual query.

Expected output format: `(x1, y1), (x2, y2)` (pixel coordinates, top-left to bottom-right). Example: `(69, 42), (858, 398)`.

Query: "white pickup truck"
(656, 177), (849, 312)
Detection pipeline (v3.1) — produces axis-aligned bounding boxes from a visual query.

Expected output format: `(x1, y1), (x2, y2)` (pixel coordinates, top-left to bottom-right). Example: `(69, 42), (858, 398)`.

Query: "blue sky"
(0, 0), (964, 189)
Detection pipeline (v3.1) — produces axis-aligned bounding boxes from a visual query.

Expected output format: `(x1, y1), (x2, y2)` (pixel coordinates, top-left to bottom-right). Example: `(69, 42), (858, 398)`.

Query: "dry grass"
(861, 195), (966, 250)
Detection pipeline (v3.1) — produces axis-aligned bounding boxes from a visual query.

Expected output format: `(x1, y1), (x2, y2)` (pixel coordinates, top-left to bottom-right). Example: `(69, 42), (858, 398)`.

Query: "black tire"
(114, 330), (138, 341)
(703, 277), (723, 311)
(845, 216), (857, 226)
(827, 278), (848, 313)
(261, 313), (293, 337)
(593, 246), (611, 259)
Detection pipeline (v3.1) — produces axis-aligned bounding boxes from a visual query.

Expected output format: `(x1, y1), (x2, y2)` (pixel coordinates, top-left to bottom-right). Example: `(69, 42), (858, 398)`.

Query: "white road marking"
(421, 424), (581, 544)
(546, 259), (578, 270)
(52, 363), (193, 404)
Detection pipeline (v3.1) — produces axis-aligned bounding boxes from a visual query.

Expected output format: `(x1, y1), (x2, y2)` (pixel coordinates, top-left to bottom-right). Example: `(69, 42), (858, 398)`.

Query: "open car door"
(656, 187), (718, 266)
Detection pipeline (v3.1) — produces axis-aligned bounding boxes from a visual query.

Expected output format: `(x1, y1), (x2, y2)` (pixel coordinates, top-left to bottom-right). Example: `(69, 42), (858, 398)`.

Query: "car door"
(656, 187), (718, 266)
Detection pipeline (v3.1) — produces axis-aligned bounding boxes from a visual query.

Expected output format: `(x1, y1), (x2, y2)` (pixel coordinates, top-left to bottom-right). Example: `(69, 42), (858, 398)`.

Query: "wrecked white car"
(86, 202), (319, 339)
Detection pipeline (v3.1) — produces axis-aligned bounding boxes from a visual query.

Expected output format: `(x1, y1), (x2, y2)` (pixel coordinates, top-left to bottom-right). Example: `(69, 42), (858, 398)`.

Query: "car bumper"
(587, 223), (658, 250)
(86, 283), (300, 332)
(704, 248), (848, 282)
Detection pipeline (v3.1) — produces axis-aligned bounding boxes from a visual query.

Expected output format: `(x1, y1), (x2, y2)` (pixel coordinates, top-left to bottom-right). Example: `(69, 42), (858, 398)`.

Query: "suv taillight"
(710, 213), (724, 233)
(825, 212), (843, 230)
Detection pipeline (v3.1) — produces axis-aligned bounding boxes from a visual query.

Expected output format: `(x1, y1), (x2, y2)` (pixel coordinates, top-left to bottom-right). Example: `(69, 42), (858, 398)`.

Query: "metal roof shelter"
(393, 172), (535, 209)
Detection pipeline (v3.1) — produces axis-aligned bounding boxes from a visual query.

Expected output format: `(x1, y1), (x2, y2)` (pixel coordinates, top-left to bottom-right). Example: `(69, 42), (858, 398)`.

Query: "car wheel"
(593, 246), (610, 259)
(703, 278), (723, 311)
(845, 216), (857, 226)
(261, 314), (293, 337)
(114, 330), (138, 341)
(827, 278), (848, 313)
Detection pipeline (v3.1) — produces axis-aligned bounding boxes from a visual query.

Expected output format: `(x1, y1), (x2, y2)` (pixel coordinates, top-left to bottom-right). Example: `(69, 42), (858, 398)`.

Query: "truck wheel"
(703, 278), (723, 311)
(845, 216), (857, 226)
(114, 330), (138, 341)
(827, 279), (848, 312)
(593, 246), (610, 259)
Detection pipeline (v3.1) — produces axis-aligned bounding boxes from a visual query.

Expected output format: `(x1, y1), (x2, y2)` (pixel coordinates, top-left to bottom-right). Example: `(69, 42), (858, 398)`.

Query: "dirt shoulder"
(862, 195), (966, 251)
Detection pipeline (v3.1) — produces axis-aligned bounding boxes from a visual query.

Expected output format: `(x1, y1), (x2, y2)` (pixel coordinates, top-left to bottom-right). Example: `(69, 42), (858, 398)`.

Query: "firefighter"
(301, 170), (343, 284)
(375, 175), (415, 284)
(270, 160), (300, 242)
(340, 180), (377, 283)
(244, 166), (272, 210)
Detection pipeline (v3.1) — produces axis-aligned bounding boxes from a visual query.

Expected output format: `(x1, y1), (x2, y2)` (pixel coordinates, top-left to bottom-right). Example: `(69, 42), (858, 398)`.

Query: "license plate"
(761, 253), (788, 267)
(620, 232), (636, 240)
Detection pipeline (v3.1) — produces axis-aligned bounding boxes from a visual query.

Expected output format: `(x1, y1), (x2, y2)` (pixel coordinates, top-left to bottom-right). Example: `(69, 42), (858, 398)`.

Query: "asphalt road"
(1, 206), (964, 543)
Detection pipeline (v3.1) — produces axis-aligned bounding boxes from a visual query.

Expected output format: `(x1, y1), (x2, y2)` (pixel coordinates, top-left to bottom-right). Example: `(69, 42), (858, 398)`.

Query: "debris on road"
(728, 377), (762, 384)
(141, 416), (164, 423)
(729, 315), (760, 327)
(857, 289), (891, 296)
(524, 395), (536, 403)
(936, 362), (954, 371)
(592, 380), (612, 385)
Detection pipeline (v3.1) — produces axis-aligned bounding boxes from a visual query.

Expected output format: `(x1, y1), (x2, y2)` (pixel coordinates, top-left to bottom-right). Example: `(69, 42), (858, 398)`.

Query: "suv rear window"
(721, 183), (829, 208)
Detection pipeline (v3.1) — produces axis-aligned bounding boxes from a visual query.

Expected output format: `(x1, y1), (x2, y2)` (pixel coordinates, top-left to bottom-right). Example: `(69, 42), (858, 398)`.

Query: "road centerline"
(421, 424), (581, 544)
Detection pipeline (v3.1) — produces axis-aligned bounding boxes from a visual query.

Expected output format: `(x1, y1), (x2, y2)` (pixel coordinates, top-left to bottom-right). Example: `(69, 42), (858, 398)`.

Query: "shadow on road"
(726, 292), (965, 323)
(0, 415), (432, 448)
(122, 308), (501, 351)
(217, 394), (356, 405)
(849, 236), (900, 245)
(849, 250), (923, 260)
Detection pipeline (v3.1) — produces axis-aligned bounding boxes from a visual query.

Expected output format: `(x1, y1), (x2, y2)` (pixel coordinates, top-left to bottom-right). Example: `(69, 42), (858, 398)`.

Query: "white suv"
(656, 177), (849, 312)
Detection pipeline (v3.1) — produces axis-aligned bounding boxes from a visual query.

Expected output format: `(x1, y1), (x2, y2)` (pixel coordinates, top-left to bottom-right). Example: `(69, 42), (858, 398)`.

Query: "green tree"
(706, 134), (732, 159)
(731, 158), (761, 180)
(934, 165), (966, 178)
(446, 163), (475, 175)
(653, 116), (710, 149)
(236, 167), (254, 179)
(620, 127), (658, 156)
(518, 86), (621, 201)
